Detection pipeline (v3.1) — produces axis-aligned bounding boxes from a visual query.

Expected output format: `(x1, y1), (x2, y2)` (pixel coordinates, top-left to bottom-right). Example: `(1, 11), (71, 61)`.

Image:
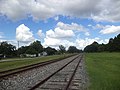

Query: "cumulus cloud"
(43, 36), (109, 50)
(37, 30), (45, 39)
(42, 21), (109, 49)
(43, 25), (75, 48)
(43, 21), (92, 49)
(43, 37), (74, 49)
(100, 25), (120, 34)
(75, 38), (109, 49)
(16, 24), (34, 43)
(0, 0), (120, 22)
(57, 22), (86, 31)
(46, 27), (75, 39)
(57, 22), (90, 36)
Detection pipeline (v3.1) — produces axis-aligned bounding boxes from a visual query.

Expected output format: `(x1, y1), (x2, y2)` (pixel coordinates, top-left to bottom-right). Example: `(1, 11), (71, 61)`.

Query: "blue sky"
(0, 0), (120, 49)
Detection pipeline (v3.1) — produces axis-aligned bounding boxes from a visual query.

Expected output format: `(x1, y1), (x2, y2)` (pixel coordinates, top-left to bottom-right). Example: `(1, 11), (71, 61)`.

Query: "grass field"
(85, 53), (120, 90)
(0, 54), (70, 72)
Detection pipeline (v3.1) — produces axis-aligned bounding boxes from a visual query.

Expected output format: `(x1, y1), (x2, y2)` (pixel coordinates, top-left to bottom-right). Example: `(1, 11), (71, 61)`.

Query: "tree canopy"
(67, 46), (82, 53)
(0, 42), (16, 57)
(84, 33), (120, 52)
(59, 45), (66, 54)
(44, 47), (57, 55)
(17, 40), (43, 57)
(84, 41), (99, 52)
(29, 40), (43, 56)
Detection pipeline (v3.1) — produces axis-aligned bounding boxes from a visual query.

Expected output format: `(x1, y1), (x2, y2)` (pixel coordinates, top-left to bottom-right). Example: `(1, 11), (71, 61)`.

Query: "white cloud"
(54, 16), (59, 21)
(0, 0), (120, 22)
(43, 36), (109, 50)
(57, 22), (86, 31)
(43, 21), (109, 49)
(75, 37), (109, 49)
(91, 0), (120, 22)
(0, 0), (55, 21)
(0, 39), (32, 49)
(43, 22), (92, 49)
(46, 27), (75, 39)
(90, 24), (105, 30)
(57, 22), (90, 36)
(0, 0), (29, 21)
(0, 39), (17, 47)
(30, 0), (55, 21)
(16, 24), (34, 43)
(100, 25), (120, 34)
(43, 37), (74, 49)
(43, 25), (75, 49)
(37, 30), (45, 39)
(7, 40), (18, 48)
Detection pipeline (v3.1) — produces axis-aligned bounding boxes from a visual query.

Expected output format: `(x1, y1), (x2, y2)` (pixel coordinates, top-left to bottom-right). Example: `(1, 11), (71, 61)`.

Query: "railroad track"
(29, 55), (83, 90)
(0, 54), (75, 78)
(0, 54), (85, 90)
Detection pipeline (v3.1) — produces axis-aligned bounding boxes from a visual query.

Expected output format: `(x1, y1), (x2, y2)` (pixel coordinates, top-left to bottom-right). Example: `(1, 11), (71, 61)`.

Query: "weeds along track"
(0, 55), (75, 78)
(0, 54), (81, 90)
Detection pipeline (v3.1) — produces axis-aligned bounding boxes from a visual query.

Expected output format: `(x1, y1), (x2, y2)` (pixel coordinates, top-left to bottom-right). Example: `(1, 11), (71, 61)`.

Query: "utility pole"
(17, 41), (20, 57)
(18, 41), (19, 49)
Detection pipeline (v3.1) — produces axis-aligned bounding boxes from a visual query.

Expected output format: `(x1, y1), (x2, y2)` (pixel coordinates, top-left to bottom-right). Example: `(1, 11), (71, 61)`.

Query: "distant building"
(20, 52), (47, 58)
(42, 51), (47, 56)
(26, 54), (36, 57)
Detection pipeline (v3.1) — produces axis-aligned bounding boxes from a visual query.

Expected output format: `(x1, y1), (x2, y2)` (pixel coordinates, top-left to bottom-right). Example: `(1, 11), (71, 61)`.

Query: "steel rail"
(65, 55), (83, 90)
(0, 55), (76, 79)
(29, 55), (80, 90)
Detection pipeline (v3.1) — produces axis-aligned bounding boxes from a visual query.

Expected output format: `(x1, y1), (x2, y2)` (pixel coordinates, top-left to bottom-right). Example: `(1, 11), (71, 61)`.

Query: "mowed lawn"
(0, 54), (70, 72)
(85, 53), (120, 90)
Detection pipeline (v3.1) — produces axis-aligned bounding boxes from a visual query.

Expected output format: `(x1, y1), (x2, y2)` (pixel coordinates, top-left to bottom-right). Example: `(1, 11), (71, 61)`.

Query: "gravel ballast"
(0, 54), (89, 90)
(0, 55), (78, 90)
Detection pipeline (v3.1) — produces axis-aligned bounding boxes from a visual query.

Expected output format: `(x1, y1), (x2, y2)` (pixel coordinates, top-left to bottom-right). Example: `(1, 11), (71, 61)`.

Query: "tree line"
(84, 33), (120, 52)
(0, 40), (82, 59)
(1, 33), (119, 58)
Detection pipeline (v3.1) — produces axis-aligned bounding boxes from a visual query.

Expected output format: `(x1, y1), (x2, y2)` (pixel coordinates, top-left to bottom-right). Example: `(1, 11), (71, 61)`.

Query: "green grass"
(85, 52), (120, 90)
(0, 54), (70, 72)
